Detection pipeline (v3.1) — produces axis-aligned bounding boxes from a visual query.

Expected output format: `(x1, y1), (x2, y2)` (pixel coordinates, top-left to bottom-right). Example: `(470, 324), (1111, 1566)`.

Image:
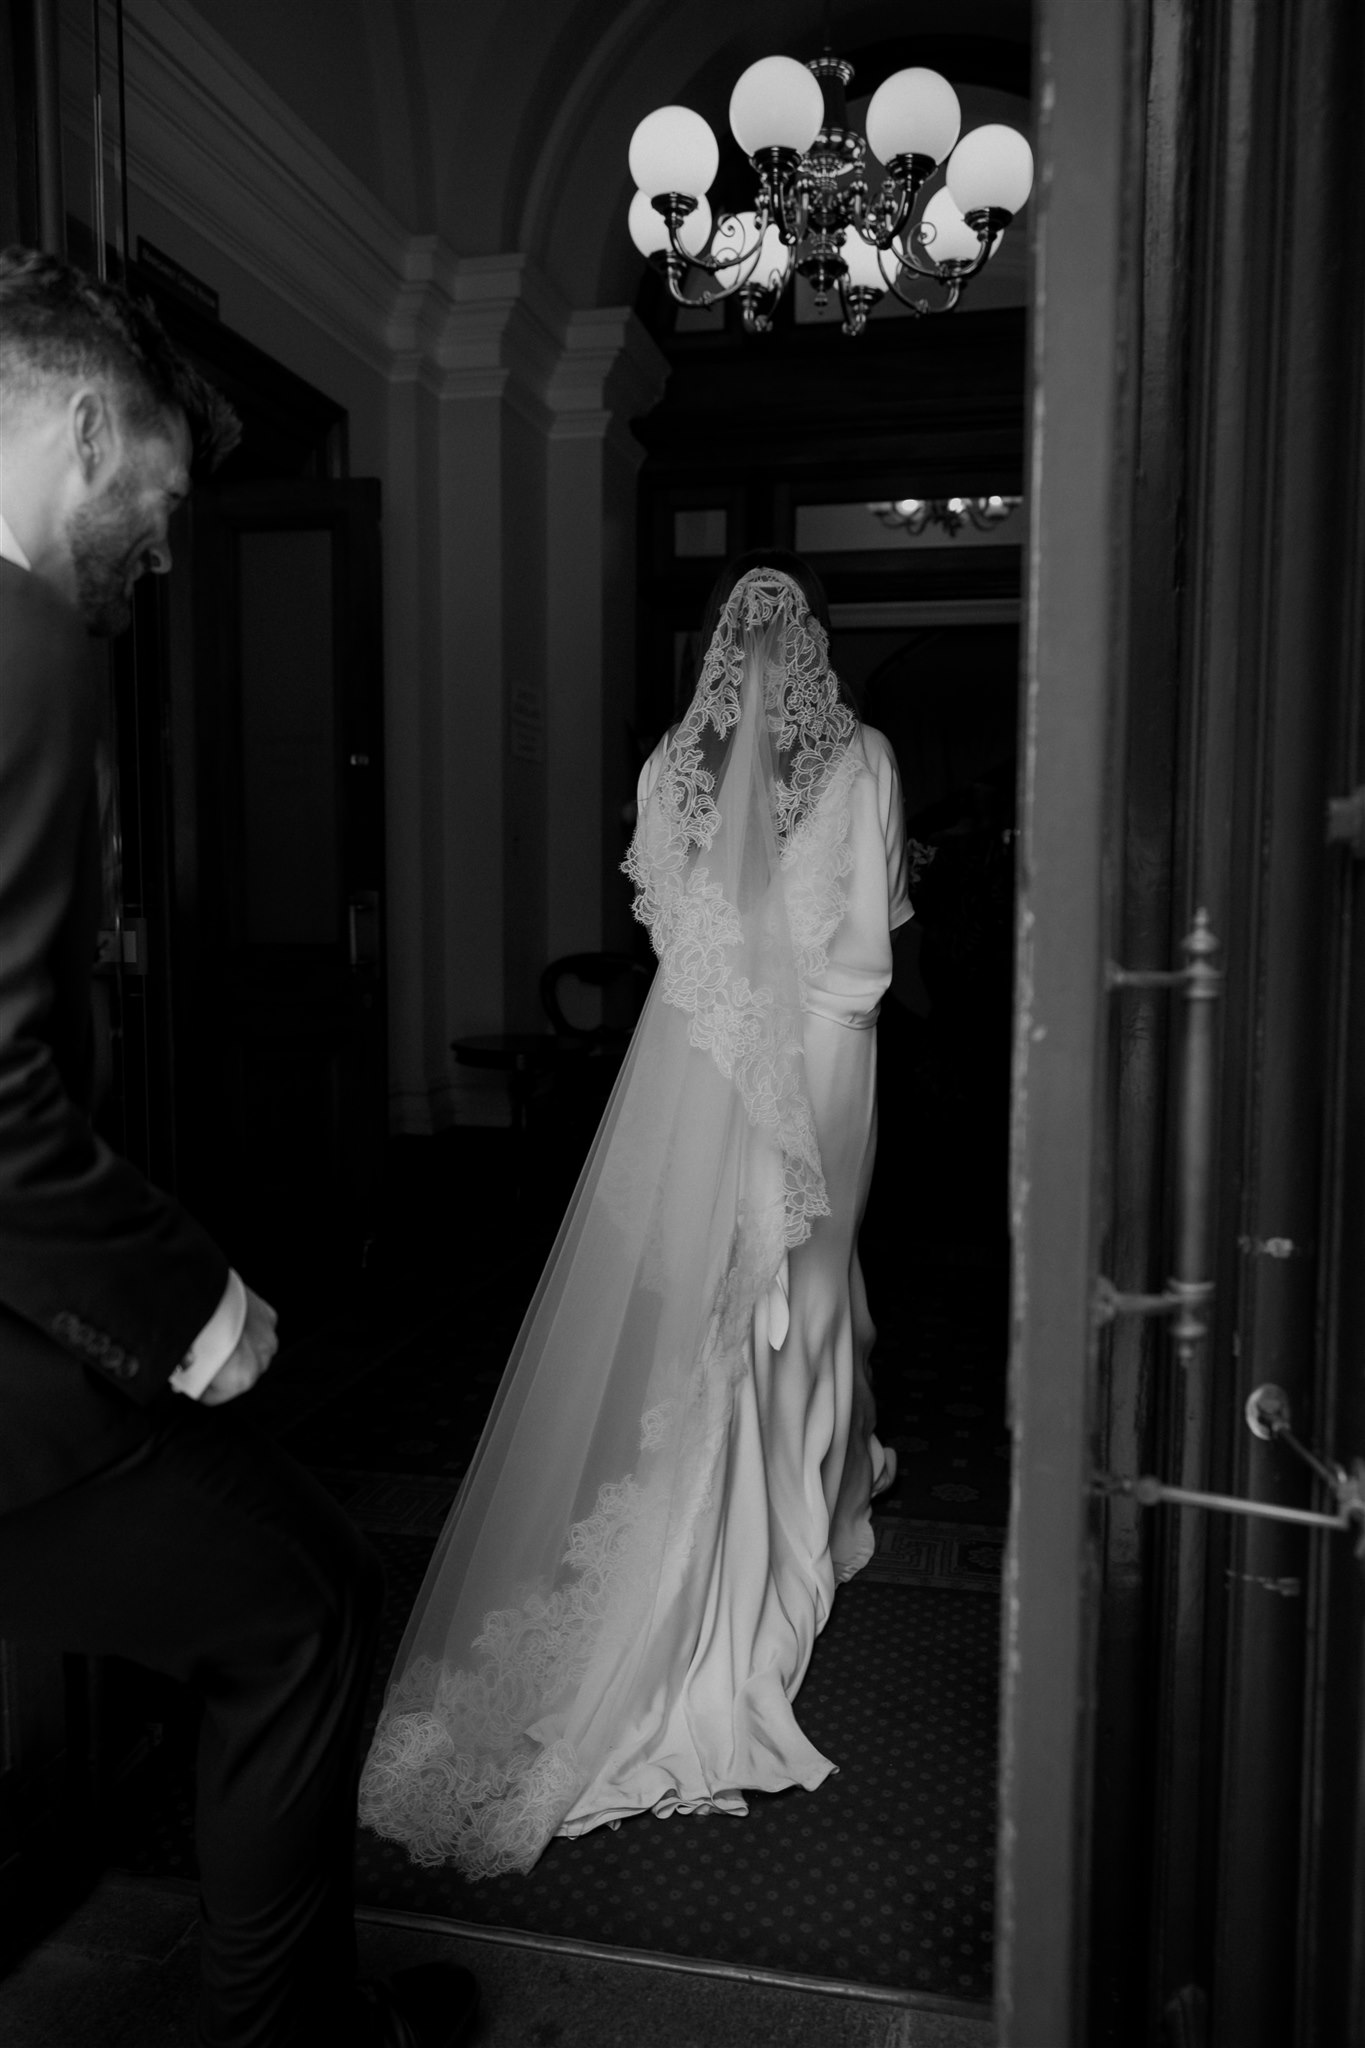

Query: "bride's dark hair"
(694, 548), (859, 712)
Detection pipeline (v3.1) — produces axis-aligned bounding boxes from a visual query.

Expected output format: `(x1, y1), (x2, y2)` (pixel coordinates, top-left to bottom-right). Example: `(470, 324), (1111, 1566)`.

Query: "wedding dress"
(359, 569), (911, 1877)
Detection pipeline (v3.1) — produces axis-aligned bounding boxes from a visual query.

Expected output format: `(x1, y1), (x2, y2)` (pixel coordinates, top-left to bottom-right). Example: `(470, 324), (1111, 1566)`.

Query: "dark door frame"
(1003, 1), (1365, 2042)
(996, 0), (1143, 2036)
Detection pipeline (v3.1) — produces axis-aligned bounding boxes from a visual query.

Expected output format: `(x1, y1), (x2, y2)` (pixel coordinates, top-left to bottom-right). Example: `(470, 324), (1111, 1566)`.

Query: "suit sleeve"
(0, 589), (229, 1402)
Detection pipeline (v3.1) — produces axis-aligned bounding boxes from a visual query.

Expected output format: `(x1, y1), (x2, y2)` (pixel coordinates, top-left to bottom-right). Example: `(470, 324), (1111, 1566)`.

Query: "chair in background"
(539, 952), (652, 1114)
(448, 956), (651, 1147)
(448, 1031), (560, 1141)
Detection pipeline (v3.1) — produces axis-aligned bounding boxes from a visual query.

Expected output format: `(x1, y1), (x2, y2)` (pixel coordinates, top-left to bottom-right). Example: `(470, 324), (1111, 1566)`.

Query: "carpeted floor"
(0, 1873), (997, 2047)
(113, 1531), (1000, 2000)
(349, 1555), (999, 1999)
(107, 1117), (1008, 2002)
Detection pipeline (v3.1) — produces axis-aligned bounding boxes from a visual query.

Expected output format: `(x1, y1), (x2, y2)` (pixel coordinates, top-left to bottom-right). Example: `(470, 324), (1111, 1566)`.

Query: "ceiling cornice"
(117, 0), (409, 376)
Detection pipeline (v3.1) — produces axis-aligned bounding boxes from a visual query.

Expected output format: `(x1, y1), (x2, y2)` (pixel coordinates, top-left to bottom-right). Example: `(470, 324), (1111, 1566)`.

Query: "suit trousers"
(0, 1397), (385, 2048)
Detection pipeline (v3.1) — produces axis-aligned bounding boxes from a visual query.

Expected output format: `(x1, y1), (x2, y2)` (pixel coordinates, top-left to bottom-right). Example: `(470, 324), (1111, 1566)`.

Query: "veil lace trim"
(358, 1474), (654, 1876)
(624, 569), (857, 1248)
(359, 1322), (746, 1877)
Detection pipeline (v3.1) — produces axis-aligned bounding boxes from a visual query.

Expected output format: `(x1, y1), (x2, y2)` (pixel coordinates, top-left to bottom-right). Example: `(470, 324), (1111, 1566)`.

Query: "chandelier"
(871, 494), (1024, 536)
(627, 53), (1033, 338)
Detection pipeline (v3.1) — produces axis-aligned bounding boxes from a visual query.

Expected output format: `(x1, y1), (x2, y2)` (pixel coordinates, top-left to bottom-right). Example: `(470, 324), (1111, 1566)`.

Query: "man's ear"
(69, 386), (118, 486)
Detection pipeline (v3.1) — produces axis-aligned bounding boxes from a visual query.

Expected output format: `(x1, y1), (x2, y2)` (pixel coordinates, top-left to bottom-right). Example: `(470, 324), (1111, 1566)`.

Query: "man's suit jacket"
(0, 557), (228, 1514)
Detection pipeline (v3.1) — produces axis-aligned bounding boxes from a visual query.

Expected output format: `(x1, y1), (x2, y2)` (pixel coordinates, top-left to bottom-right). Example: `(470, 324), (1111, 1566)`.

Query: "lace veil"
(359, 570), (861, 1876)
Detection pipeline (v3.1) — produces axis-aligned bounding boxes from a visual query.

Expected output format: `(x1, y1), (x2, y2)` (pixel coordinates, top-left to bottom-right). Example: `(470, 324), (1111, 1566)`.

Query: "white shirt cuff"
(169, 1270), (247, 1399)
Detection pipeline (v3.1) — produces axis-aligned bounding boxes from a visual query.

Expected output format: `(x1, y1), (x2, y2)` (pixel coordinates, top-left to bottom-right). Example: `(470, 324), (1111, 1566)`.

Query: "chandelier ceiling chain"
(628, 51), (1033, 338)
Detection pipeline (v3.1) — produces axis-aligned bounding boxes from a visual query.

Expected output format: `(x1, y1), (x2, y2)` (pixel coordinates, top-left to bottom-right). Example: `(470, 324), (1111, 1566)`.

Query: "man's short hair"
(0, 245), (240, 475)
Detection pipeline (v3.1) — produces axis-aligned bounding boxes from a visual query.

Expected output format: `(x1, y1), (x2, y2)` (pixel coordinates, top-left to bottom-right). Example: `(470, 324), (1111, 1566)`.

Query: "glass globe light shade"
(728, 55), (825, 157)
(628, 106), (720, 198)
(945, 124), (1035, 216)
(628, 188), (713, 259)
(865, 68), (961, 166)
(917, 186), (1003, 263)
(842, 232), (888, 292)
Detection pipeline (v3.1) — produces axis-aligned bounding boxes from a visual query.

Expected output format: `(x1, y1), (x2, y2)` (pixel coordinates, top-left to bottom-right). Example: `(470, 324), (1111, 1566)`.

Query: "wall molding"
(107, 0), (667, 443)
(433, 254), (569, 433)
(117, 0), (410, 376)
(548, 309), (670, 464)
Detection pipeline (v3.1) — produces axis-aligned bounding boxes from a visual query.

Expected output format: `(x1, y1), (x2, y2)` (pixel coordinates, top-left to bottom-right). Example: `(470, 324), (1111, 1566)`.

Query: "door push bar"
(1326, 784), (1365, 858)
(1099, 1384), (1365, 1557)
(1095, 911), (1221, 1367)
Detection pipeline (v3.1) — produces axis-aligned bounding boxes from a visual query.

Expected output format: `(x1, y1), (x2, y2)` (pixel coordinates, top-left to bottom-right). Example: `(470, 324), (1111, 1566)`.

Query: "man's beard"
(66, 475), (144, 636)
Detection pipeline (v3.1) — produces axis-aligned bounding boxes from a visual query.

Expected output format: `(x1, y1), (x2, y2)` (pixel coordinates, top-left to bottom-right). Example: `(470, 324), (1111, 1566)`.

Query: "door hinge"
(1327, 786), (1365, 857)
(1098, 1383), (1365, 1555)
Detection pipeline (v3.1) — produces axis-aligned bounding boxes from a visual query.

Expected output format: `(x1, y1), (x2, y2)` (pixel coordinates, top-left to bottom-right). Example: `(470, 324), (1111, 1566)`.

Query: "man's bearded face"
(66, 463), (146, 636)
(64, 412), (190, 637)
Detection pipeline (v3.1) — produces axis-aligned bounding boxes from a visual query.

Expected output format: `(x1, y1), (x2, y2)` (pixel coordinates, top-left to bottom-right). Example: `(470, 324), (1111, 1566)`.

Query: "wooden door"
(1305, 705), (1365, 2048)
(169, 480), (387, 1310)
(1002, 0), (1365, 2041)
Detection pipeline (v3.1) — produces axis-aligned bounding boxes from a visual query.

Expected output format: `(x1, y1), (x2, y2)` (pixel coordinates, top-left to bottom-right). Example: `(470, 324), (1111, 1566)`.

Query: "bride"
(359, 552), (912, 1877)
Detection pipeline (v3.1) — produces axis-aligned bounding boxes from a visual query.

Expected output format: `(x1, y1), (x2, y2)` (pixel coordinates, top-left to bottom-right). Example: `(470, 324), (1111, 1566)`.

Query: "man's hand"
(199, 1286), (279, 1406)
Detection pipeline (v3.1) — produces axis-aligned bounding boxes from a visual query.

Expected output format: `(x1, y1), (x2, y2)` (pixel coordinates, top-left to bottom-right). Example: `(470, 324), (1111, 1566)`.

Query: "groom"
(0, 248), (475, 2047)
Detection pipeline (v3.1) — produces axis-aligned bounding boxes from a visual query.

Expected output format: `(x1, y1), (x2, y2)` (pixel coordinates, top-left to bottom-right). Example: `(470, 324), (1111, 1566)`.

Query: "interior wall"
(78, 0), (1025, 1132)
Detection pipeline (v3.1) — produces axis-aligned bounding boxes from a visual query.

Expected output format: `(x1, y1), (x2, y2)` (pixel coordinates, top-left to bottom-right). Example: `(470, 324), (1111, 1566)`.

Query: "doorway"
(614, 260), (1028, 2001)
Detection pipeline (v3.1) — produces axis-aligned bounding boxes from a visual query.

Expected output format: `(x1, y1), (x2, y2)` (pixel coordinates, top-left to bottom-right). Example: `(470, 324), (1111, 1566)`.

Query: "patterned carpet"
(113, 1526), (999, 2000)
(108, 1121), (1007, 2001)
(353, 1545), (999, 1999)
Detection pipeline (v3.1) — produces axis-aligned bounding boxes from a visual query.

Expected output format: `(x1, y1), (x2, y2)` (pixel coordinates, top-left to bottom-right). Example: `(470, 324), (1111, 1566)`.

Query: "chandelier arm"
(882, 239), (946, 283)
(871, 202), (1007, 298)
(880, 264), (962, 317)
(660, 223), (795, 312)
(660, 255), (759, 310)
(874, 242), (962, 315)
(851, 180), (916, 249)
(664, 231), (766, 286)
(937, 237), (996, 288)
(655, 196), (771, 282)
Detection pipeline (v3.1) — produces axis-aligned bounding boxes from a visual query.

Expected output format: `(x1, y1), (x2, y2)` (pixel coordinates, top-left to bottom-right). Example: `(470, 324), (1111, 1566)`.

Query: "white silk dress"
(551, 722), (912, 1833)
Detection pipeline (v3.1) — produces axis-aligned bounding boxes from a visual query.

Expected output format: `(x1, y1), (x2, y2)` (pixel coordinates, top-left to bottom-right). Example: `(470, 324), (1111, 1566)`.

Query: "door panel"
(1007, 1), (1365, 2041)
(171, 480), (387, 1307)
(1297, 308), (1365, 2048)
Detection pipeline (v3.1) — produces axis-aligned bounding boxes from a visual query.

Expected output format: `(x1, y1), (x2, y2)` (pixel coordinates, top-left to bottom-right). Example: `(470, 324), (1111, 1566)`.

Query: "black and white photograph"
(1, 2), (1362, 2044)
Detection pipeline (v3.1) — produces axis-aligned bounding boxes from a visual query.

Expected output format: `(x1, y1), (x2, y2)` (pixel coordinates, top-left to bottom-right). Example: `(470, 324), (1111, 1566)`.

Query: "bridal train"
(359, 565), (910, 1876)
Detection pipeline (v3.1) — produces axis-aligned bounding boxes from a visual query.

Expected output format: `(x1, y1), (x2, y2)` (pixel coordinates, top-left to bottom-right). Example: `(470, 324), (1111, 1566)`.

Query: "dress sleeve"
(874, 733), (914, 929)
